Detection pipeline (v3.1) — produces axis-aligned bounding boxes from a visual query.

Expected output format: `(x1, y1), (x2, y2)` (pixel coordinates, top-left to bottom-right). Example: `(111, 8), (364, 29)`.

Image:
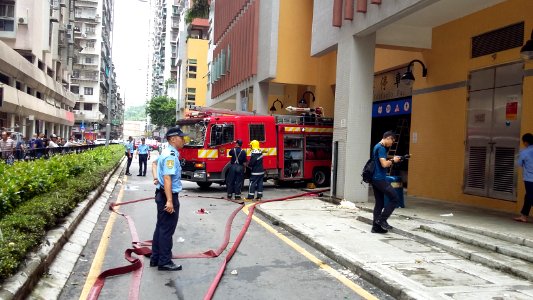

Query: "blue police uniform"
(226, 143), (247, 199)
(151, 127), (187, 271)
(137, 143), (150, 176)
(124, 139), (134, 175)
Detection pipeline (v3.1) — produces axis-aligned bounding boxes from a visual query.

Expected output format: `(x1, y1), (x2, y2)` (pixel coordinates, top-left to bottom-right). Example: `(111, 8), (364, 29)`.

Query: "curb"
(0, 158), (125, 300)
(254, 205), (419, 300)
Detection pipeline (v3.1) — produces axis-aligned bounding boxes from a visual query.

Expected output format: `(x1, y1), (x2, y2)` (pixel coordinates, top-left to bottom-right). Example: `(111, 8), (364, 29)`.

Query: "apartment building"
(70, 0), (122, 140)
(151, 0), (181, 98)
(0, 0), (77, 138)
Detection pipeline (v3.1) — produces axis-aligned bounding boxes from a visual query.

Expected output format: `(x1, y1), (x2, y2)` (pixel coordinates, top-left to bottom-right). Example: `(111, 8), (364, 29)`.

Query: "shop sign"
(372, 98), (411, 118)
(373, 67), (412, 102)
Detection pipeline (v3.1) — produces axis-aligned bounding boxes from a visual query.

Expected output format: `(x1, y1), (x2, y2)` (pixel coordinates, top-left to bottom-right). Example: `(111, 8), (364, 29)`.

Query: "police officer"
(246, 140), (264, 200)
(124, 136), (134, 176)
(150, 127), (187, 271)
(226, 139), (247, 200)
(136, 137), (150, 176)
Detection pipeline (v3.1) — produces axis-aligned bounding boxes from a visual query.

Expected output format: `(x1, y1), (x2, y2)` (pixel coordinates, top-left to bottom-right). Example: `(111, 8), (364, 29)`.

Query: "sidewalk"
(255, 193), (533, 300)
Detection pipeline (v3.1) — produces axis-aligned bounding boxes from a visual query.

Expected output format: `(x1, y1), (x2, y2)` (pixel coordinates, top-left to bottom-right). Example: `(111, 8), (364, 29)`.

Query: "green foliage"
(124, 105), (147, 121)
(0, 145), (123, 280)
(185, 0), (209, 24)
(146, 95), (177, 128)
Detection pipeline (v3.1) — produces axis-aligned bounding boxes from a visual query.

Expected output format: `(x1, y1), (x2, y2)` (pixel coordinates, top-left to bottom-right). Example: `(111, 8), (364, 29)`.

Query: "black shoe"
(137, 174), (142, 176)
(235, 196), (241, 200)
(126, 173), (132, 176)
(143, 174), (146, 176)
(376, 219), (393, 230)
(371, 226), (388, 234)
(149, 260), (158, 267)
(158, 262), (182, 271)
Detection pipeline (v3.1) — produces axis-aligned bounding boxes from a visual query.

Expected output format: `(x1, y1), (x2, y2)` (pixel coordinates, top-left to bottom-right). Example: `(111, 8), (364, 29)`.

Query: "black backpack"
(361, 147), (379, 184)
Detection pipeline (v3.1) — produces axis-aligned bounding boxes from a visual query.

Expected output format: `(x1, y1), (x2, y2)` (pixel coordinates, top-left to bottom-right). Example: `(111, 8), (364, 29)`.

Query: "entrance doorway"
(371, 97), (411, 187)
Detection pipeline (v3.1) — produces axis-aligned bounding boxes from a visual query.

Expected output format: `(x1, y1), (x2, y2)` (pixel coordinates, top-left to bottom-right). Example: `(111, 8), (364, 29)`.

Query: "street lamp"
(269, 99), (284, 113)
(400, 59), (428, 86)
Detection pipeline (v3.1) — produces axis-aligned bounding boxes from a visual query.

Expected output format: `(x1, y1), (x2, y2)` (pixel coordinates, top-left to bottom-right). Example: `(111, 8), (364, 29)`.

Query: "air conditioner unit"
(18, 17), (28, 25)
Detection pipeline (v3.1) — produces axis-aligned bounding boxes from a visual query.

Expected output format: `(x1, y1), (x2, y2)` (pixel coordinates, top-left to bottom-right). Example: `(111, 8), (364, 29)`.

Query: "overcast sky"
(112, 0), (151, 108)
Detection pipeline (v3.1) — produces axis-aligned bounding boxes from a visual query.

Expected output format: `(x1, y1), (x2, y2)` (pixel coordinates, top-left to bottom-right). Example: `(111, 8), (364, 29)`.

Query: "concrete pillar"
(333, 33), (376, 202)
(22, 118), (27, 138)
(9, 114), (15, 130)
(253, 81), (269, 115)
(236, 89), (243, 111)
(30, 119), (35, 136)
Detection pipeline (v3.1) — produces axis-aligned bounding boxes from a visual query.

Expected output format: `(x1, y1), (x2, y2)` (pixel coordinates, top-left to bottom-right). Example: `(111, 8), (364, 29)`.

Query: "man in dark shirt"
(371, 131), (401, 233)
(226, 139), (247, 200)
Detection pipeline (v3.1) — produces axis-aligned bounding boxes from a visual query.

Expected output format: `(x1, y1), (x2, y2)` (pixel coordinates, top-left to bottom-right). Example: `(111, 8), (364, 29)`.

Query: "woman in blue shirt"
(514, 133), (533, 223)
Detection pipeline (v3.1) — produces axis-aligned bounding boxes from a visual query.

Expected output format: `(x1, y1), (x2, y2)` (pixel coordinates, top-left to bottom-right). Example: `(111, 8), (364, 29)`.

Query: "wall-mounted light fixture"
(269, 99), (284, 113)
(400, 60), (428, 86)
(520, 29), (533, 61)
(298, 91), (315, 108)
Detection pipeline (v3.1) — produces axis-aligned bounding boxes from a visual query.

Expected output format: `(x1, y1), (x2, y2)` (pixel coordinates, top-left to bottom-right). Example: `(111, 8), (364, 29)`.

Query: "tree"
(185, 0), (209, 24)
(124, 105), (147, 121)
(146, 96), (176, 128)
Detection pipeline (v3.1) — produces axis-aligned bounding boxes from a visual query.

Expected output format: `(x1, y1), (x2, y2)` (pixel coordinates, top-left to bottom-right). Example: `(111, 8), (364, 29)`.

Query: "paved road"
(57, 158), (391, 300)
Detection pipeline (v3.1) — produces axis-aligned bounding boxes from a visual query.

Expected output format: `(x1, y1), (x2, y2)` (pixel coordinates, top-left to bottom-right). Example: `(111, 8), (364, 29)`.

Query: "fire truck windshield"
(179, 122), (206, 147)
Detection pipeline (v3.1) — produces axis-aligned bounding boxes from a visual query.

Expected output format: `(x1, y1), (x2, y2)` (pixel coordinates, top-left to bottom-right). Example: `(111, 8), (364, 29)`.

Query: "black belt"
(156, 188), (179, 195)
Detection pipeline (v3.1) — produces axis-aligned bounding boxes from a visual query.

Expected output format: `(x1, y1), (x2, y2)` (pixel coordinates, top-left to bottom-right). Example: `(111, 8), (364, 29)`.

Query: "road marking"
(243, 204), (379, 300)
(79, 175), (127, 300)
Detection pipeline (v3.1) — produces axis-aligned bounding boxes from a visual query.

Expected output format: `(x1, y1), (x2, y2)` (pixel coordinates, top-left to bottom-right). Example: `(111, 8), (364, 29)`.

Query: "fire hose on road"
(87, 190), (328, 300)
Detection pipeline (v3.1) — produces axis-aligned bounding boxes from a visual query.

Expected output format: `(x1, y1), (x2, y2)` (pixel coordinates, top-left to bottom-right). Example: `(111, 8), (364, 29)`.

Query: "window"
(188, 59), (197, 65)
(188, 73), (197, 79)
(86, 41), (95, 48)
(210, 124), (234, 146)
(83, 103), (92, 110)
(84, 87), (93, 95)
(85, 57), (93, 64)
(74, 102), (80, 110)
(0, 3), (15, 32)
(249, 124), (265, 142)
(187, 88), (196, 94)
(70, 86), (79, 94)
(188, 65), (197, 72)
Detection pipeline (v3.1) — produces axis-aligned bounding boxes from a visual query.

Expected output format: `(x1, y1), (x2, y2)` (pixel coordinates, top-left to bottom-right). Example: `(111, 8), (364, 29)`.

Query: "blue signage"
(372, 97), (411, 118)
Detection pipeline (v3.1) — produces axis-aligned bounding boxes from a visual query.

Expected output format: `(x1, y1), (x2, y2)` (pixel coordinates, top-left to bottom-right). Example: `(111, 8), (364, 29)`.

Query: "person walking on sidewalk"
(136, 137), (150, 176)
(246, 140), (264, 201)
(150, 127), (188, 271)
(226, 139), (247, 200)
(124, 136), (134, 176)
(514, 133), (533, 223)
(371, 131), (401, 233)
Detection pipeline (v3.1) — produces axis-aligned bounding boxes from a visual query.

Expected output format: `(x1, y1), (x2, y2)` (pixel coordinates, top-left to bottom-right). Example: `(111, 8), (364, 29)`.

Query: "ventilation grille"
(472, 22), (524, 58)
(492, 147), (515, 193)
(466, 146), (487, 190)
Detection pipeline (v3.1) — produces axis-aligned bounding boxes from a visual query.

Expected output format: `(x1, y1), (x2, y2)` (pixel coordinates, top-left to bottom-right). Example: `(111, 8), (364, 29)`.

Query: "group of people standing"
(123, 136), (151, 176)
(225, 139), (265, 201)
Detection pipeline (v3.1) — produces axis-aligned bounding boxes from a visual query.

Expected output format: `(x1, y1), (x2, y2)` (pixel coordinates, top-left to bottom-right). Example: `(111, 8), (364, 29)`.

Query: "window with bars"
(84, 87), (93, 95)
(0, 3), (15, 32)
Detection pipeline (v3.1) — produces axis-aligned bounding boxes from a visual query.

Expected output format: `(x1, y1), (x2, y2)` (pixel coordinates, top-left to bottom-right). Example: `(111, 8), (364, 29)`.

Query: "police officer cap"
(235, 139), (243, 146)
(166, 126), (188, 138)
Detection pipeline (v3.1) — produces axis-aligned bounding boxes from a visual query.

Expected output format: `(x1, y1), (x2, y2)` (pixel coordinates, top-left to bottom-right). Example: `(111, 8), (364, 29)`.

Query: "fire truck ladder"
(187, 105), (257, 116)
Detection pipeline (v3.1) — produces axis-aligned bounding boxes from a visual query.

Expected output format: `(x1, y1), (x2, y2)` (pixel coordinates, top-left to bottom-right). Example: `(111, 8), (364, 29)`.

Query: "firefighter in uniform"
(246, 140), (264, 200)
(226, 139), (247, 200)
(150, 127), (187, 271)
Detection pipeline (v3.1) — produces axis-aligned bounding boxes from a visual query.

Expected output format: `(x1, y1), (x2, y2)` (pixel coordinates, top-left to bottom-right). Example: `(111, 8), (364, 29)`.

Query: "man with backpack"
(371, 131), (401, 234)
(226, 139), (247, 200)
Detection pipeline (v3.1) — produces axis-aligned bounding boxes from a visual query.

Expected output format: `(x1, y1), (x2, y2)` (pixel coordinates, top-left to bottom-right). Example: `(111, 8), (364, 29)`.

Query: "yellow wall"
(268, 0), (336, 117)
(407, 0), (533, 212)
(186, 38), (209, 107)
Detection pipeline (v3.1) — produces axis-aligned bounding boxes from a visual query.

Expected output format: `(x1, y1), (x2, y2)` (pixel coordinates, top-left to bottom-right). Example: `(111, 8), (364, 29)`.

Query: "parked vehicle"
(176, 105), (333, 188)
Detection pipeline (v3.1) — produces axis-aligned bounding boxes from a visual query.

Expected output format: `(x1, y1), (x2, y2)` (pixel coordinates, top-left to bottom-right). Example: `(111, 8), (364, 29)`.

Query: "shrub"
(0, 145), (123, 281)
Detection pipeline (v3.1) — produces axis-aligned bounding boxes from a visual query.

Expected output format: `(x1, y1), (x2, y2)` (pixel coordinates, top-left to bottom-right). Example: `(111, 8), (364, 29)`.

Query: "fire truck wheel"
(312, 168), (329, 187)
(197, 182), (213, 189)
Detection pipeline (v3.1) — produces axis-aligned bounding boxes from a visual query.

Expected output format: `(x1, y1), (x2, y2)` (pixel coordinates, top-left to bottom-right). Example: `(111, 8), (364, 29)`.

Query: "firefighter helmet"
(250, 140), (260, 150)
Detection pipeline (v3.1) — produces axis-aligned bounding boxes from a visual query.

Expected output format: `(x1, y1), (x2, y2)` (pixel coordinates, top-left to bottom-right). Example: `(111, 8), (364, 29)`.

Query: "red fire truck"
(176, 105), (334, 188)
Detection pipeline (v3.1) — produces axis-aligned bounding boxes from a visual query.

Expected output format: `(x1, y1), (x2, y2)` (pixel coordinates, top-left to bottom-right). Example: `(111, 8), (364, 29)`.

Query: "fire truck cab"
(176, 106), (333, 189)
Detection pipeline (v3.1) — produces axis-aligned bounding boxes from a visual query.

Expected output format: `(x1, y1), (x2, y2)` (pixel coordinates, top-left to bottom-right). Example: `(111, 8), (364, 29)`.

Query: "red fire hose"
(87, 190), (328, 300)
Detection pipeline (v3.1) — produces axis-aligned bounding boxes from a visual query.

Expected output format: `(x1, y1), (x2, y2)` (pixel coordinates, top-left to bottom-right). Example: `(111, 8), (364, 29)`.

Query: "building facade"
(310, 0), (533, 213)
(70, 0), (122, 140)
(0, 0), (77, 139)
